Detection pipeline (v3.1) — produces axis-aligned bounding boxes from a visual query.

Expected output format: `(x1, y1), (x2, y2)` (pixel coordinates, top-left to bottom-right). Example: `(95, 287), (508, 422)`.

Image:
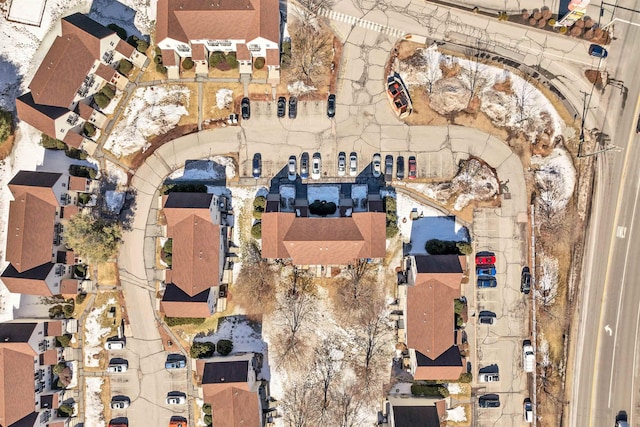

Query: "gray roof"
(1, 262), (55, 280)
(0, 322), (37, 343)
(392, 406), (440, 427)
(202, 360), (248, 384)
(9, 171), (62, 188)
(162, 283), (211, 302)
(164, 192), (213, 209)
(17, 92), (68, 119)
(414, 255), (462, 274)
(415, 345), (463, 368)
(62, 12), (115, 39)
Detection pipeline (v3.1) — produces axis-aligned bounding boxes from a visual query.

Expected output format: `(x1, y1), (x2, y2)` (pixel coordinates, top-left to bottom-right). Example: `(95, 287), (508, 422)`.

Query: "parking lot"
(467, 207), (530, 426)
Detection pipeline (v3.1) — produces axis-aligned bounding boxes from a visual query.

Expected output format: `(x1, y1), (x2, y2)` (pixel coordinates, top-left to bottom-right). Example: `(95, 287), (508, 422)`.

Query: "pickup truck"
(523, 340), (535, 373)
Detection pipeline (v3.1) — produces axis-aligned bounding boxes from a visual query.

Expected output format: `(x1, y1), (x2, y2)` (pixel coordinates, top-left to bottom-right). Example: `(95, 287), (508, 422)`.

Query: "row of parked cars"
(475, 251), (531, 294)
(241, 94), (337, 120)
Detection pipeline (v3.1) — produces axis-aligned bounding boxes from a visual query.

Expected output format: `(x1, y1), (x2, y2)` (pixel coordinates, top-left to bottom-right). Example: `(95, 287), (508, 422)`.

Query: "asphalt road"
(570, 8), (640, 427)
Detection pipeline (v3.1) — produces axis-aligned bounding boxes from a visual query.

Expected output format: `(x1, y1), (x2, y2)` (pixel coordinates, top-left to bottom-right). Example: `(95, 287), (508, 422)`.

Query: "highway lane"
(571, 11), (640, 427)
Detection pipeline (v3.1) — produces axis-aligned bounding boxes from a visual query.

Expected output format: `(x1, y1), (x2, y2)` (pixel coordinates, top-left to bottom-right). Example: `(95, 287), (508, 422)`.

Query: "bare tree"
(289, 19), (334, 86)
(335, 261), (377, 321)
(353, 299), (392, 383)
(281, 380), (321, 427)
(460, 41), (490, 106)
(312, 336), (343, 413)
(296, 0), (335, 18)
(233, 242), (277, 316)
(329, 382), (365, 427)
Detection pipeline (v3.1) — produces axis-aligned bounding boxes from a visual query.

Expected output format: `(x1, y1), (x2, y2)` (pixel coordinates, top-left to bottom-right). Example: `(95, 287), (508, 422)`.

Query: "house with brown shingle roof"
(195, 354), (263, 427)
(0, 171), (81, 296)
(159, 192), (228, 318)
(380, 394), (447, 427)
(0, 320), (73, 427)
(156, 0), (281, 81)
(400, 255), (467, 381)
(261, 184), (387, 267)
(16, 13), (147, 153)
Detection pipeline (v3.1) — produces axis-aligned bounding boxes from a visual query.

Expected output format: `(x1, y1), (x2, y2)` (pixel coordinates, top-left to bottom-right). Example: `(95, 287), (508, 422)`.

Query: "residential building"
(0, 319), (74, 427)
(261, 184), (386, 268)
(195, 354), (263, 427)
(379, 394), (447, 427)
(16, 13), (146, 153)
(159, 192), (228, 317)
(155, 0), (281, 81)
(0, 171), (81, 296)
(400, 255), (467, 381)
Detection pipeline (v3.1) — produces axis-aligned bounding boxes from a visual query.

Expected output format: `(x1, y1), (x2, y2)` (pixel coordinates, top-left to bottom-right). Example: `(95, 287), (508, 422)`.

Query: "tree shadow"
(88, 0), (148, 41)
(0, 55), (23, 111)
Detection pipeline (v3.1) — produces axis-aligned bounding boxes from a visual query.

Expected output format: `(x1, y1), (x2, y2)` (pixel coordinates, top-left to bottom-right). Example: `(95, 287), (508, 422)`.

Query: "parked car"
(108, 420), (128, 427)
(523, 340), (535, 373)
(396, 156), (404, 180)
(252, 153), (261, 178)
(521, 266), (531, 294)
(337, 152), (346, 176)
(165, 354), (186, 369)
(104, 340), (125, 350)
(277, 96), (286, 118)
(476, 265), (496, 276)
(107, 360), (128, 373)
(588, 44), (608, 58)
(477, 275), (497, 288)
(327, 94), (336, 118)
(479, 372), (499, 382)
(312, 152), (322, 180)
(166, 392), (187, 405)
(384, 155), (393, 182)
(241, 97), (250, 120)
(289, 96), (298, 119)
(616, 411), (629, 427)
(110, 396), (131, 409)
(287, 156), (297, 181)
(372, 153), (382, 177)
(478, 394), (500, 408)
(524, 398), (533, 423)
(475, 251), (496, 265)
(349, 152), (358, 176)
(300, 152), (309, 179)
(408, 156), (417, 179)
(478, 310), (496, 325)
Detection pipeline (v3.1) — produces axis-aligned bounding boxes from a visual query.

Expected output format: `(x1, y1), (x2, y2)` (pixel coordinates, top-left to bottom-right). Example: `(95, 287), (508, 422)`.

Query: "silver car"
(287, 156), (297, 181)
(166, 392), (187, 405)
(372, 153), (381, 178)
(349, 152), (357, 176)
(312, 152), (322, 180)
(337, 152), (346, 176)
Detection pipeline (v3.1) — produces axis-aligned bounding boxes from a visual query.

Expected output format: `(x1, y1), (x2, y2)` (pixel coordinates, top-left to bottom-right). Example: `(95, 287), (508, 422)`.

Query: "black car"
(636, 114), (640, 134)
(384, 155), (393, 182)
(289, 96), (298, 119)
(478, 310), (496, 325)
(252, 153), (262, 178)
(241, 97), (250, 120)
(396, 156), (404, 180)
(521, 266), (531, 294)
(478, 394), (500, 408)
(327, 94), (336, 118)
(277, 96), (286, 118)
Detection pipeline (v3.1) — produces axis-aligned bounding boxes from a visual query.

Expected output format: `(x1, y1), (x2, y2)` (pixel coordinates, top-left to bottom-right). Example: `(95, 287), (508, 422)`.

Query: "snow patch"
(532, 147), (576, 211)
(447, 382), (462, 395)
(84, 298), (115, 367)
(105, 160), (128, 185)
(85, 377), (106, 427)
(169, 157), (236, 180)
(287, 80), (317, 95)
(307, 185), (339, 206)
(447, 406), (467, 422)
(105, 190), (125, 213)
(216, 88), (233, 109)
(537, 255), (558, 305)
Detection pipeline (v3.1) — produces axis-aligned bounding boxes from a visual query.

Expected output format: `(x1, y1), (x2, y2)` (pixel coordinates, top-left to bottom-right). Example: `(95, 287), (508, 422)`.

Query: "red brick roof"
(115, 39), (135, 57)
(60, 279), (79, 295)
(61, 13), (116, 58)
(0, 347), (37, 426)
(156, 0), (279, 45)
(210, 386), (261, 427)
(261, 212), (386, 265)
(95, 63), (117, 83)
(161, 49), (177, 67)
(29, 35), (96, 108)
(414, 364), (465, 382)
(0, 275), (54, 296)
(41, 349), (59, 365)
(266, 48), (279, 66)
(192, 44), (207, 61)
(63, 131), (84, 149)
(160, 300), (212, 318)
(16, 92), (67, 139)
(76, 102), (95, 120)
(68, 176), (89, 191)
(46, 321), (63, 337)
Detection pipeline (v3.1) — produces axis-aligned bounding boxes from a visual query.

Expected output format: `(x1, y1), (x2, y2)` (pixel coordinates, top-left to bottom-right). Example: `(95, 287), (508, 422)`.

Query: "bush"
(225, 52), (238, 68)
(458, 372), (473, 383)
(49, 305), (64, 318)
(182, 57), (194, 70)
(136, 39), (149, 53)
(53, 362), (66, 375)
(40, 134), (66, 150)
(118, 59), (133, 75)
(215, 61), (231, 71)
(411, 383), (449, 398)
(455, 313), (464, 328)
(65, 146), (88, 160)
(209, 51), (225, 67)
(281, 40), (291, 67)
(93, 93), (111, 109)
(202, 403), (212, 415)
(56, 334), (71, 347)
(107, 23), (127, 40)
(386, 222), (399, 238)
(253, 210), (262, 220)
(203, 415), (212, 425)
(161, 183), (208, 194)
(164, 316), (205, 326)
(156, 64), (168, 74)
(216, 339), (233, 356)
(454, 298), (465, 314)
(251, 222), (262, 239)
(163, 239), (173, 254)
(456, 241), (473, 255)
(76, 293), (87, 304)
(155, 46), (162, 56)
(69, 164), (97, 179)
(254, 57), (265, 69)
(101, 85), (116, 99)
(74, 265), (87, 278)
(425, 239), (459, 255)
(57, 403), (74, 417)
(386, 211), (398, 224)
(190, 341), (215, 358)
(383, 196), (397, 213)
(78, 193), (92, 205)
(0, 108), (13, 143)
(127, 35), (139, 46)
(63, 304), (75, 318)
(309, 200), (337, 216)
(253, 196), (267, 211)
(83, 122), (96, 137)
(154, 55), (163, 64)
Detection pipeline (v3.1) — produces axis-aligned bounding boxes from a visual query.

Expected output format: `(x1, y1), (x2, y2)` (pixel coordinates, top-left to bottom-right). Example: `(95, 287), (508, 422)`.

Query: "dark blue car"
(588, 44), (608, 58)
(476, 265), (496, 276)
(477, 275), (497, 288)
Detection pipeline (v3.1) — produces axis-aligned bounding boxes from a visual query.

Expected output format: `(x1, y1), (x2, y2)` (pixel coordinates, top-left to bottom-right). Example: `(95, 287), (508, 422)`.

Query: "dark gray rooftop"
(414, 255), (462, 274)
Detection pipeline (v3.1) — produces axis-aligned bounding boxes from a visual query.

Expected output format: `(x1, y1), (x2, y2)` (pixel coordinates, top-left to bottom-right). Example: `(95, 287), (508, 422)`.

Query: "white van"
(524, 398), (533, 423)
(104, 341), (125, 350)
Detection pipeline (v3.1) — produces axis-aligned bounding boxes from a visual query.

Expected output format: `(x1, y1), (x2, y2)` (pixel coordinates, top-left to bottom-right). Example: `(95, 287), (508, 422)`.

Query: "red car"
(408, 156), (417, 179)
(476, 251), (496, 266)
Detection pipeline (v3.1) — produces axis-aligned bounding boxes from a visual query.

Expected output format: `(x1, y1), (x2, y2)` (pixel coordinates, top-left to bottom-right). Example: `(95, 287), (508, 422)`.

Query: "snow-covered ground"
(84, 298), (115, 367)
(537, 255), (559, 305)
(447, 405), (467, 422)
(396, 192), (469, 255)
(532, 147), (576, 212)
(169, 157), (236, 181)
(104, 86), (190, 158)
(85, 377), (106, 427)
(105, 160), (128, 186)
(216, 88), (233, 110)
(105, 190), (125, 213)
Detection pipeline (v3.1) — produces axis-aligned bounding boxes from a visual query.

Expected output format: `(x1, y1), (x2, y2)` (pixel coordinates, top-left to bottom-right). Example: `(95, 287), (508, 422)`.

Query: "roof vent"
(3, 337), (9, 342)
(220, 377), (225, 382)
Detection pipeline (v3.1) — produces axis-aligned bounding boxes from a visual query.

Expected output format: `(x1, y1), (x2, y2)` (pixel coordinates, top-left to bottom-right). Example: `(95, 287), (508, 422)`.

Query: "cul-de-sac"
(0, 0), (637, 426)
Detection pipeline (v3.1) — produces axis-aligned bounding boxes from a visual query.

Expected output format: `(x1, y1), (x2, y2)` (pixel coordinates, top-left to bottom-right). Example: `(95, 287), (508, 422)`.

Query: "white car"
(287, 156), (297, 181)
(166, 393), (187, 405)
(107, 363), (128, 373)
(349, 152), (357, 176)
(478, 373), (499, 382)
(311, 153), (322, 180)
(110, 396), (130, 409)
(337, 152), (346, 176)
(104, 341), (125, 350)
(372, 153), (381, 177)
